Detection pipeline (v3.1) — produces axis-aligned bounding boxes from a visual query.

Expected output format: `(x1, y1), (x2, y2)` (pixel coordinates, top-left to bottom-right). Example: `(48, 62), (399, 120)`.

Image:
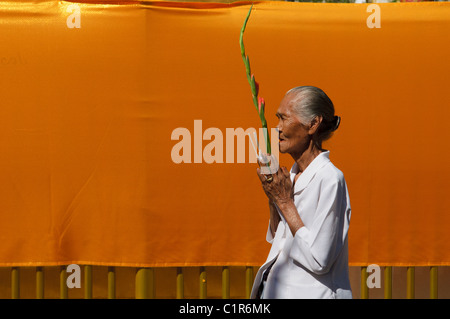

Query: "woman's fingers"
(281, 166), (290, 178)
(257, 165), (290, 184)
(257, 167), (275, 185)
(256, 167), (268, 183)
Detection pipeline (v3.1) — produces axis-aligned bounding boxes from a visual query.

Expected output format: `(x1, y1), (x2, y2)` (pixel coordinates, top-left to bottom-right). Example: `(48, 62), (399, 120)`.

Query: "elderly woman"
(251, 86), (352, 299)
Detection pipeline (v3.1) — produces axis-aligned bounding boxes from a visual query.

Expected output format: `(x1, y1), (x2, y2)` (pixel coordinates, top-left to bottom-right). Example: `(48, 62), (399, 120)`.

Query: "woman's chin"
(279, 146), (288, 154)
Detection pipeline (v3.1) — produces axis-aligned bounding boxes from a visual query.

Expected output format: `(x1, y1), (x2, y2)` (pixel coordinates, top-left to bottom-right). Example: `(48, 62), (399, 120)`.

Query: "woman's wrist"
(275, 198), (304, 235)
(274, 197), (293, 208)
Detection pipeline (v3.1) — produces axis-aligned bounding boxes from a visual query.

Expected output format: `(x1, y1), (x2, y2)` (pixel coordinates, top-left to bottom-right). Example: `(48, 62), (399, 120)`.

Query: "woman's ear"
(308, 116), (323, 135)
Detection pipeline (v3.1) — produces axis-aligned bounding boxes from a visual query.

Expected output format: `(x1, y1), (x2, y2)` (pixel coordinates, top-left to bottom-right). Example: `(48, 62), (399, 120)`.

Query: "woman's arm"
(274, 198), (304, 236)
(258, 166), (304, 237)
(268, 200), (281, 238)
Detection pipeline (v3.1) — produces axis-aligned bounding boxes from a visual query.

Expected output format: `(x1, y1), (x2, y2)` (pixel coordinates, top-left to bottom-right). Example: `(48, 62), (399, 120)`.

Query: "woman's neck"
(291, 142), (322, 173)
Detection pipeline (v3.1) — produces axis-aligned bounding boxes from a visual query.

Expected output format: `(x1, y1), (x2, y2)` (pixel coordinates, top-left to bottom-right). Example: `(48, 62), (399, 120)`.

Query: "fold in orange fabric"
(0, 1), (449, 267)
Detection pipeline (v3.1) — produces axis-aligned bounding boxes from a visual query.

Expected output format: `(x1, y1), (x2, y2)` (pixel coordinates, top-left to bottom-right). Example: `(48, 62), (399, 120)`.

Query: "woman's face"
(276, 94), (311, 157)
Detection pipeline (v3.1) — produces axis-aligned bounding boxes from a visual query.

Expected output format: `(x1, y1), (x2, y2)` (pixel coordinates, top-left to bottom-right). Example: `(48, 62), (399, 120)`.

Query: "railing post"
(430, 266), (438, 299)
(84, 265), (92, 299)
(199, 267), (207, 299)
(135, 267), (154, 299)
(245, 266), (253, 299)
(108, 266), (116, 299)
(406, 266), (415, 299)
(60, 266), (68, 299)
(176, 267), (184, 299)
(11, 267), (20, 299)
(384, 266), (392, 299)
(36, 267), (44, 299)
(360, 266), (369, 299)
(222, 266), (230, 299)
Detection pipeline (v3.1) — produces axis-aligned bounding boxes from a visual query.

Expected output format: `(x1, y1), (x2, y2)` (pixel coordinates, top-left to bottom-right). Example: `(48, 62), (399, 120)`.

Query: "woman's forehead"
(277, 95), (297, 115)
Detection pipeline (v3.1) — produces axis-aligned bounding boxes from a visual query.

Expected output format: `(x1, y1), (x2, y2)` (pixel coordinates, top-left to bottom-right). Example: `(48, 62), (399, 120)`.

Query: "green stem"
(240, 5), (271, 154)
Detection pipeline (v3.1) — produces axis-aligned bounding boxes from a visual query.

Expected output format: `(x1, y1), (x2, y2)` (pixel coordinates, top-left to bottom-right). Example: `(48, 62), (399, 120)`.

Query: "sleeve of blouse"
(288, 178), (349, 275)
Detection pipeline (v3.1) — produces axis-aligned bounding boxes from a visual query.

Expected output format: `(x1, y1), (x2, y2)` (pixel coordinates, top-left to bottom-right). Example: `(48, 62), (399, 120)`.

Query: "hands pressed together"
(256, 162), (294, 206)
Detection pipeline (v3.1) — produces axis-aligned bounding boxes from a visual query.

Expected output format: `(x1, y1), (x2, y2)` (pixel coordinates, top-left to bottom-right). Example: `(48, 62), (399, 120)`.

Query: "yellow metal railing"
(384, 266), (392, 299)
(3, 265), (444, 299)
(430, 266), (438, 299)
(360, 266), (441, 299)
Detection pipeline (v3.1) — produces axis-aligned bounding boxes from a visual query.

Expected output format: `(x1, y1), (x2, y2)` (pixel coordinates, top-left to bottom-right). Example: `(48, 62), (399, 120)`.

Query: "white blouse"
(251, 151), (352, 299)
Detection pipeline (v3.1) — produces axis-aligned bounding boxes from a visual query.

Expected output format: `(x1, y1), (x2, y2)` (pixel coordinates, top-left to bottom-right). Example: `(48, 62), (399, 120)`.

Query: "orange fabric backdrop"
(0, 1), (449, 267)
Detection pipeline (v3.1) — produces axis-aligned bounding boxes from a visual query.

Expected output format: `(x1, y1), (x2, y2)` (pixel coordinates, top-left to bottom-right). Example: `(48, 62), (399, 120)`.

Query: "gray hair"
(286, 86), (341, 148)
